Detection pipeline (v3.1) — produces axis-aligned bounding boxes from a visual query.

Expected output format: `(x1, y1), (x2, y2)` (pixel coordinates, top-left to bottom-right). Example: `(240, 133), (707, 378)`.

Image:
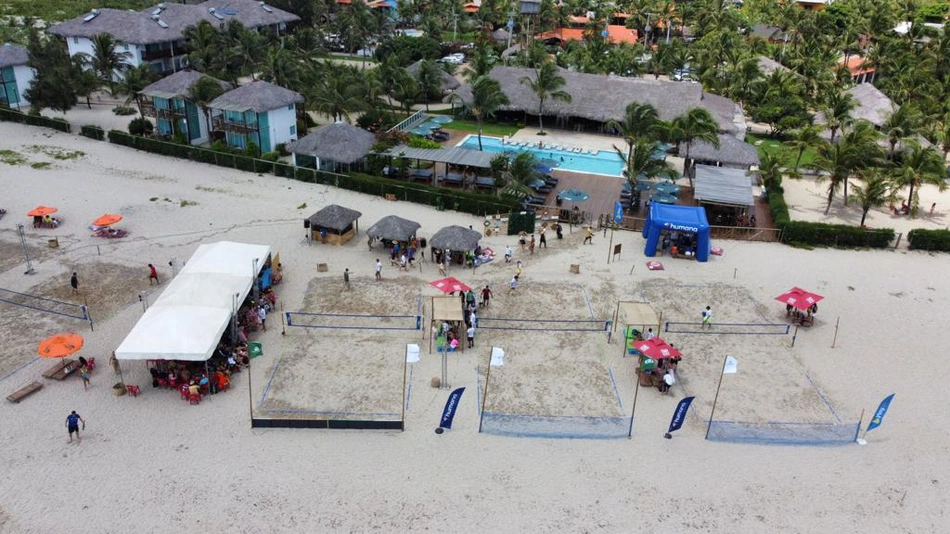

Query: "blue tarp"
(259, 267), (272, 290)
(642, 204), (711, 262)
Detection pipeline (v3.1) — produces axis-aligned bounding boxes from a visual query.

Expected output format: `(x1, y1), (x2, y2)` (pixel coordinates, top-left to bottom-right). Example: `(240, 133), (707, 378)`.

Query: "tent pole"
(627, 363), (641, 438)
(401, 346), (408, 432)
(705, 355), (728, 440)
(247, 354), (254, 426)
(478, 347), (494, 433)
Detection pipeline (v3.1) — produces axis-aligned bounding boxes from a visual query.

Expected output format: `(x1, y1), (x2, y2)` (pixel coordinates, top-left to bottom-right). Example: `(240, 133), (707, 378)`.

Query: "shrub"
(357, 108), (397, 132)
(128, 117), (153, 136)
(406, 135), (441, 149)
(80, 124), (105, 141)
(767, 185), (790, 226)
(907, 228), (950, 251)
(259, 151), (280, 162)
(781, 221), (894, 249)
(275, 143), (288, 156)
(112, 105), (136, 116)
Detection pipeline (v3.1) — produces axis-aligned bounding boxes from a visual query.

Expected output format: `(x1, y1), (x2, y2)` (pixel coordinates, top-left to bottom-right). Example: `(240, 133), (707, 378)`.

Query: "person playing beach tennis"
(702, 306), (713, 329)
(66, 411), (85, 443)
(148, 263), (159, 285)
(481, 285), (493, 307)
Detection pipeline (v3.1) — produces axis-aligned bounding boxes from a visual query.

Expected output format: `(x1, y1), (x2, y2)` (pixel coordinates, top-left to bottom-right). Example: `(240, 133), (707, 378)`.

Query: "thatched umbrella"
(307, 204), (362, 244)
(430, 225), (481, 251)
(367, 215), (421, 243)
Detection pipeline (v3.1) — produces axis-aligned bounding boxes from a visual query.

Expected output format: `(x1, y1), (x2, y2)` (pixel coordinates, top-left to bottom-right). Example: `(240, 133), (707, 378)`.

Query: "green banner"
(248, 342), (263, 358)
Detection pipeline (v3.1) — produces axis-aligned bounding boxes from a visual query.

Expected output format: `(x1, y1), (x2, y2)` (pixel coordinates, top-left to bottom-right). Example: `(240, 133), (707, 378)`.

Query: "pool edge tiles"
(455, 135), (625, 177)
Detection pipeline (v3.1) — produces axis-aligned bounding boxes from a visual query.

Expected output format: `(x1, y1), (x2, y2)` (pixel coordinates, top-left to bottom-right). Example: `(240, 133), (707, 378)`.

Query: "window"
(289, 125), (296, 136)
(287, 104), (293, 110)
(73, 37), (79, 45)
(123, 44), (129, 51)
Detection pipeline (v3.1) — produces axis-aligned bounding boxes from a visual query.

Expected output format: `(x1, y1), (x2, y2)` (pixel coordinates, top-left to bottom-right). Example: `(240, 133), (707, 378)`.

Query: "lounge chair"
(7, 381), (43, 403)
(93, 228), (128, 238)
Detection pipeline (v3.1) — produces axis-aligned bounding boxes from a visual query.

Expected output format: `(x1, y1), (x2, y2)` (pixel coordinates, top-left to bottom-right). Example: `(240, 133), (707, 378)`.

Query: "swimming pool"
(456, 135), (625, 177)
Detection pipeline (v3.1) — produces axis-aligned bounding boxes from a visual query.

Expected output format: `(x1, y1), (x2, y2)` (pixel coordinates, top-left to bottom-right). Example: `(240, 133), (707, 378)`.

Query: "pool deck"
(509, 127), (627, 154)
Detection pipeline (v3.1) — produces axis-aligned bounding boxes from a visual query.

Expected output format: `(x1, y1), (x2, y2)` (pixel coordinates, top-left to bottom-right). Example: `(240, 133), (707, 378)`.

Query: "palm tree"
(935, 113), (950, 164)
(260, 48), (302, 92)
(116, 64), (157, 118)
(838, 120), (883, 202)
(463, 43), (495, 81)
(452, 76), (510, 151)
(519, 60), (571, 135)
(187, 76), (227, 141)
(672, 107), (719, 187)
(758, 151), (785, 192)
(883, 104), (921, 159)
(784, 125), (822, 170)
(391, 76), (421, 117)
(823, 89), (854, 143)
(892, 142), (946, 216)
(233, 27), (265, 80)
(183, 21), (222, 75)
(606, 103), (661, 178)
(501, 151), (539, 198)
(815, 139), (855, 214)
(616, 138), (676, 188)
(309, 66), (366, 122)
(849, 169), (895, 227)
(89, 33), (131, 89)
(415, 59), (443, 112)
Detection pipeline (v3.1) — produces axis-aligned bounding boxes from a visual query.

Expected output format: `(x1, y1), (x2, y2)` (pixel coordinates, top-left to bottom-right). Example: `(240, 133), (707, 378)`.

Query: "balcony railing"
(141, 103), (187, 119)
(211, 116), (260, 134)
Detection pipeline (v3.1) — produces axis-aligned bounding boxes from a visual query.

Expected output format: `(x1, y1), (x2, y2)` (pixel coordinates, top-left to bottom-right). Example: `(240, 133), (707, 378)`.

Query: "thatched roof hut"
(406, 60), (461, 93)
(208, 80), (303, 113)
(140, 70), (232, 100)
(288, 123), (376, 170)
(307, 204), (362, 244)
(677, 134), (761, 169)
(450, 66), (741, 133)
(367, 215), (421, 243)
(430, 225), (481, 251)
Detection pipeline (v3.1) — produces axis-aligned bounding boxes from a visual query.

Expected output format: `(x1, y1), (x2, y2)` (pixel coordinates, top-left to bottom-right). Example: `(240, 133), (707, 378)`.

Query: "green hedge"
(781, 221), (894, 249)
(104, 130), (515, 217)
(0, 108), (71, 132)
(80, 124), (105, 141)
(907, 228), (950, 251)
(766, 184), (790, 226)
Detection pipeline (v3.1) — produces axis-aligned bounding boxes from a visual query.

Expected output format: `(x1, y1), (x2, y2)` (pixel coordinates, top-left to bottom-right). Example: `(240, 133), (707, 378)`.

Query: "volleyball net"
(664, 321), (790, 335)
(0, 287), (92, 326)
(285, 311), (422, 331)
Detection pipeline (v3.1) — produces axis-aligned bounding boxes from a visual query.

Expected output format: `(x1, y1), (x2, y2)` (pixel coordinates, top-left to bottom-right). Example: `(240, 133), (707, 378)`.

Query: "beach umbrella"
(649, 192), (677, 204)
(430, 225), (481, 251)
(633, 181), (654, 192)
(431, 115), (453, 124)
(775, 287), (824, 311)
(634, 337), (681, 360)
(430, 277), (472, 293)
(410, 127), (433, 136)
(559, 188), (590, 202)
(533, 164), (553, 175)
(27, 205), (58, 217)
(652, 182), (681, 195)
(38, 332), (84, 361)
(92, 214), (123, 227)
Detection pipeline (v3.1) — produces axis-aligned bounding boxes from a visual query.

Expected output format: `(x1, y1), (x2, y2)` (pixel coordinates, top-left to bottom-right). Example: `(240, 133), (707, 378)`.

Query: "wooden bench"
(385, 193), (398, 201)
(7, 381), (43, 403)
(42, 359), (79, 380)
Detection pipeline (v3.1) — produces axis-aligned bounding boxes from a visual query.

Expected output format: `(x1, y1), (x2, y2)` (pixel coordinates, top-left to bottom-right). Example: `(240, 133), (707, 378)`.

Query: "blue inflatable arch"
(642, 204), (711, 262)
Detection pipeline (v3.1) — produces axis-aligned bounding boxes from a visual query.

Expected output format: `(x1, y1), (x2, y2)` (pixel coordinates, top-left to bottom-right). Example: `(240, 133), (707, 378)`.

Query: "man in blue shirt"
(66, 411), (85, 443)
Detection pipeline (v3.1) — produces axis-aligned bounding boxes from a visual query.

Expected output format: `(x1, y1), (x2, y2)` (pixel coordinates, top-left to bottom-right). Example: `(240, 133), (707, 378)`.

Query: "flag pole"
(478, 347), (494, 433)
(854, 409), (865, 443)
(247, 352), (254, 428)
(627, 361), (642, 438)
(705, 355), (728, 440)
(401, 346), (408, 432)
(607, 226), (614, 265)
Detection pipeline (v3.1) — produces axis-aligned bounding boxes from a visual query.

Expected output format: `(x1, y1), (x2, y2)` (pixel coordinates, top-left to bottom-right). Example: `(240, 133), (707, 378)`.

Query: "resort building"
(0, 43), (33, 109)
(140, 70), (232, 144)
(207, 80), (303, 153)
(287, 122), (376, 172)
(47, 0), (298, 75)
(451, 66), (746, 137)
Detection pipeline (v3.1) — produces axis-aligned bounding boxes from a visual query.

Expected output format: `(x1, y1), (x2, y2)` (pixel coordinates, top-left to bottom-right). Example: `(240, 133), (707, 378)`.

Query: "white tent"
(115, 241), (271, 361)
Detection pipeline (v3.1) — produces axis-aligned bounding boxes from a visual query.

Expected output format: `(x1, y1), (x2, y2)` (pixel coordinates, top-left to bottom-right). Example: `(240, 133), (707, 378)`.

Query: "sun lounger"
(7, 381), (43, 403)
(443, 172), (464, 185)
(93, 228), (128, 238)
(475, 176), (496, 188)
(43, 359), (80, 380)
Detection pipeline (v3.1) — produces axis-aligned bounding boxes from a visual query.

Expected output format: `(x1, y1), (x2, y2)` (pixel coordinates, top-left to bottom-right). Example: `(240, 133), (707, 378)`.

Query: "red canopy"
(27, 205), (58, 217)
(429, 277), (472, 293)
(634, 337), (681, 360)
(775, 287), (823, 311)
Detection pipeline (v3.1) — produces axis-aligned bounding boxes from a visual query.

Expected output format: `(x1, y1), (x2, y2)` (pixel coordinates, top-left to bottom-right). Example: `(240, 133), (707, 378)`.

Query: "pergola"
(429, 295), (465, 354)
(613, 301), (661, 357)
(379, 145), (496, 188)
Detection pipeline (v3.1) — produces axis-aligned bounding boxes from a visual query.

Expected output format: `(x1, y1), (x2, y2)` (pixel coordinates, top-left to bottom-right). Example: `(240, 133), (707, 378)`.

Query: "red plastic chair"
(179, 385), (189, 400)
(189, 393), (201, 405)
(168, 376), (178, 389)
(126, 385), (140, 397)
(87, 357), (96, 372)
(156, 378), (168, 389)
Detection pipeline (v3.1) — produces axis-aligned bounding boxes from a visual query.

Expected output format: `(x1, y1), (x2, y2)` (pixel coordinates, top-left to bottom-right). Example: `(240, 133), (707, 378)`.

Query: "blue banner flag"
(614, 201), (624, 224)
(866, 394), (895, 433)
(667, 396), (695, 434)
(439, 387), (465, 429)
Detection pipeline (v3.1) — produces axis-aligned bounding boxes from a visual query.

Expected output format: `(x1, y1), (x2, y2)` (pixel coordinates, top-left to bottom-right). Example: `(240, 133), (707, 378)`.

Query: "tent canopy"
(642, 204), (711, 262)
(694, 164), (754, 208)
(432, 296), (464, 322)
(620, 301), (658, 328)
(115, 241), (271, 361)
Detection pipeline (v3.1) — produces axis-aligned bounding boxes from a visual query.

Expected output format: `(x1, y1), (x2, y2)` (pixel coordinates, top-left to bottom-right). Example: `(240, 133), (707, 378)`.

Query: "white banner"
(490, 347), (505, 366)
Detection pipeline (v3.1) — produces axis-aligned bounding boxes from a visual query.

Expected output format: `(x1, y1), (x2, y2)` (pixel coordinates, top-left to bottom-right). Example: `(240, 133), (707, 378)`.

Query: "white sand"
(1, 121), (949, 533)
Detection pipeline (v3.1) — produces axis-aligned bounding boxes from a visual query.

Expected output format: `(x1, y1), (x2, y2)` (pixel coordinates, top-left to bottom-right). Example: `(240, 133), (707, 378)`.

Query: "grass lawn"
(746, 133), (819, 168)
(441, 120), (520, 137)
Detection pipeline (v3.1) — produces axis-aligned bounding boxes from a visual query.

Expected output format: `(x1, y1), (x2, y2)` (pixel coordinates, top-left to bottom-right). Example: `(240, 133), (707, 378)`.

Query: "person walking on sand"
(467, 324), (476, 348)
(70, 272), (79, 294)
(583, 226), (593, 245)
(508, 275), (518, 295)
(66, 411), (85, 443)
(343, 268), (351, 290)
(504, 245), (512, 263)
(258, 306), (267, 331)
(931, 202), (937, 216)
(515, 261), (523, 279)
(375, 259), (382, 281)
(110, 351), (121, 376)
(539, 226), (547, 248)
(79, 363), (90, 389)
(702, 306), (713, 329)
(148, 264), (159, 285)
(529, 235), (536, 255)
(481, 285), (493, 307)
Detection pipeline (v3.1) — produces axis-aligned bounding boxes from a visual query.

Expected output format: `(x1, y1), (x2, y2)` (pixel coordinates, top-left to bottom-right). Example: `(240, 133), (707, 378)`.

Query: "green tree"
(309, 65), (366, 122)
(260, 47), (302, 92)
(23, 31), (80, 113)
(616, 138), (677, 188)
(672, 107), (720, 187)
(500, 151), (539, 198)
(519, 60), (571, 134)
(89, 33), (131, 88)
(415, 59), (443, 112)
(71, 56), (101, 110)
(883, 103), (921, 160)
(606, 103), (662, 179)
(783, 125), (822, 169)
(823, 89), (855, 143)
(116, 63), (157, 118)
(849, 169), (895, 227)
(187, 75), (228, 139)
(892, 142), (946, 216)
(452, 76), (510, 151)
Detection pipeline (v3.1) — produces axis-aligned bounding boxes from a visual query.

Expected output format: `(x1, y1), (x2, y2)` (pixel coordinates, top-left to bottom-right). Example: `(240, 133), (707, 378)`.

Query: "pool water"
(457, 135), (625, 177)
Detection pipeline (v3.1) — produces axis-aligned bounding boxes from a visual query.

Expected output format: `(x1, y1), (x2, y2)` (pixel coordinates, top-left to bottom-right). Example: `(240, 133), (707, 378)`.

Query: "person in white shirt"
(504, 245), (512, 263)
(467, 325), (475, 348)
(645, 328), (655, 340)
(257, 306), (267, 331)
(375, 259), (382, 281)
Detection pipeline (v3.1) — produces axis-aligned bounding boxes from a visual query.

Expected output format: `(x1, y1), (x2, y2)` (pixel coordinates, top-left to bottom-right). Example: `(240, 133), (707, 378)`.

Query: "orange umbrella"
(27, 205), (58, 217)
(92, 214), (123, 227)
(38, 333), (84, 359)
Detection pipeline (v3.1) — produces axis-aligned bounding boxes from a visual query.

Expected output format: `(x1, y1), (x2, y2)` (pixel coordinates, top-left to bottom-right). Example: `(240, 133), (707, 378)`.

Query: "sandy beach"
(1, 121), (948, 533)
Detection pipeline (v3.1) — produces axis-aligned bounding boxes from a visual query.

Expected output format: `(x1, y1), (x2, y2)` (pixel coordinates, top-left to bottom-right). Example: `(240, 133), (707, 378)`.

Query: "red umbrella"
(634, 337), (682, 360)
(775, 287), (823, 311)
(27, 205), (58, 217)
(92, 214), (123, 227)
(429, 277), (472, 293)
